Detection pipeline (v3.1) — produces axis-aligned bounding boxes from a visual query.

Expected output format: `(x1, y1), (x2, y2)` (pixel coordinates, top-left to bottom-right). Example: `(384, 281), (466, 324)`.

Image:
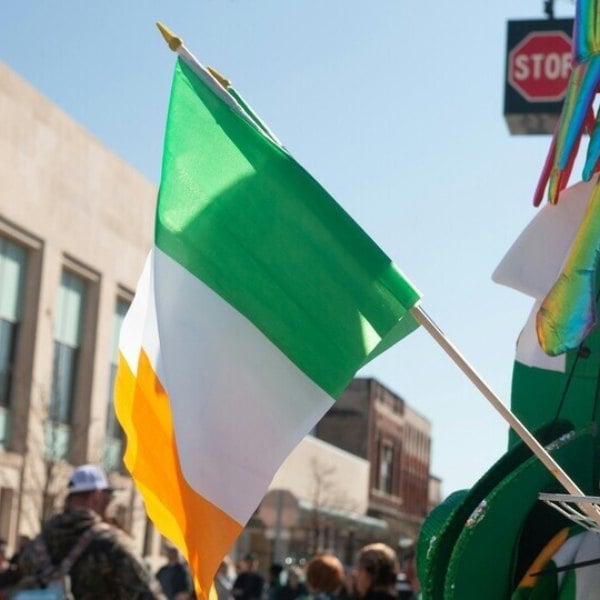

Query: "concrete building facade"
(245, 435), (389, 568)
(0, 60), (156, 556)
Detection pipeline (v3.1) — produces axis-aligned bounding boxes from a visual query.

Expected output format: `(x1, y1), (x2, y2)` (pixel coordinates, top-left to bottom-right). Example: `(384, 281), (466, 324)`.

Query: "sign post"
(504, 19), (574, 135)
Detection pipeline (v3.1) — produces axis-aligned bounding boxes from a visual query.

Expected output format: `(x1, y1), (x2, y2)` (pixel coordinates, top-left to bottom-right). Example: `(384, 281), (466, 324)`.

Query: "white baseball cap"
(67, 464), (115, 495)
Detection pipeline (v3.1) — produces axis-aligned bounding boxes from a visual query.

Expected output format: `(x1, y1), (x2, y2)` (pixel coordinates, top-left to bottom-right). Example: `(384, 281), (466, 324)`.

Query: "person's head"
(306, 554), (344, 594)
(166, 545), (181, 564)
(355, 543), (398, 597)
(286, 566), (303, 589)
(65, 464), (116, 519)
(242, 552), (259, 572)
(269, 563), (284, 585)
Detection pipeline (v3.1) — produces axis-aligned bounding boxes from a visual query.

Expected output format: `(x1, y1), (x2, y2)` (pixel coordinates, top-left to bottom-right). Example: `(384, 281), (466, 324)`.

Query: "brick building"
(315, 377), (432, 543)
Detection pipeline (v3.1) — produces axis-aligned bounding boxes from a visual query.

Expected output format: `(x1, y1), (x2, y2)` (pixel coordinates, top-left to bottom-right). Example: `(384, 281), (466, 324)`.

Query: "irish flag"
(114, 54), (421, 599)
(512, 527), (600, 599)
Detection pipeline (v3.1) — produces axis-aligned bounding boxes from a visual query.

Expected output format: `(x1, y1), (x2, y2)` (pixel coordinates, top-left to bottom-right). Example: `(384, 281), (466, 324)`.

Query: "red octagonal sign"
(508, 31), (572, 102)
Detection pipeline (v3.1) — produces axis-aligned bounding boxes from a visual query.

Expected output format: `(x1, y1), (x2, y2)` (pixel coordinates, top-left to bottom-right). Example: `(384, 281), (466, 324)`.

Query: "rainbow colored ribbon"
(536, 0), (600, 355)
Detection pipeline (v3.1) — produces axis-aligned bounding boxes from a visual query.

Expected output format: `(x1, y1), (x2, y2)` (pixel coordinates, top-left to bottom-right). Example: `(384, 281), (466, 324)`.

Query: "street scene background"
(0, 0), (578, 499)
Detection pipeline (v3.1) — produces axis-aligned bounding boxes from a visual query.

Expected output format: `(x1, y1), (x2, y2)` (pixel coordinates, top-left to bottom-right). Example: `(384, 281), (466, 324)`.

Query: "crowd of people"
(0, 463), (418, 599)
(218, 543), (417, 600)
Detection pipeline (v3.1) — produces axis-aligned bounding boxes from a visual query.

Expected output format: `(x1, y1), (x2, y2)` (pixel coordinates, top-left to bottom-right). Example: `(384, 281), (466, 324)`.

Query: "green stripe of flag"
(156, 58), (421, 398)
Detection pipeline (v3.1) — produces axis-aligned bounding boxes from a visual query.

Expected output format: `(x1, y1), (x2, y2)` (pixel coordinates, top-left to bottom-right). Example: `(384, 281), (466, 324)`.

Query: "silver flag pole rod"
(410, 303), (600, 523)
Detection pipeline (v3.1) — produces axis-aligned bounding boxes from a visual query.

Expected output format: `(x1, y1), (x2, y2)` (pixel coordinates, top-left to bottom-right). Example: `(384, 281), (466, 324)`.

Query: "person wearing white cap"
(14, 464), (163, 599)
(63, 464), (116, 519)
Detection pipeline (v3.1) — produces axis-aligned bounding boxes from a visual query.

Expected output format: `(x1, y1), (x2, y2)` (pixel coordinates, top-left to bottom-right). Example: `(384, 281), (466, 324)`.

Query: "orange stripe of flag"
(115, 351), (243, 599)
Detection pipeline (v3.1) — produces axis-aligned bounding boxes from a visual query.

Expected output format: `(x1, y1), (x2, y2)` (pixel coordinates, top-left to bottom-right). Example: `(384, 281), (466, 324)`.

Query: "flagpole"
(410, 303), (600, 523)
(156, 22), (282, 146)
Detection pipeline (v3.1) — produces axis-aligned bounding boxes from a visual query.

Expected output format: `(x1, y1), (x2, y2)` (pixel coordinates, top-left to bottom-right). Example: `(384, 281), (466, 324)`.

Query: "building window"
(378, 441), (394, 494)
(0, 237), (27, 447)
(104, 298), (129, 472)
(46, 270), (86, 459)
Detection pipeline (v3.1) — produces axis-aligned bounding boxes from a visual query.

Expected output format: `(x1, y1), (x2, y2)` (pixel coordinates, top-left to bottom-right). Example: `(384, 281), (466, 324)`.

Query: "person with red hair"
(306, 554), (344, 600)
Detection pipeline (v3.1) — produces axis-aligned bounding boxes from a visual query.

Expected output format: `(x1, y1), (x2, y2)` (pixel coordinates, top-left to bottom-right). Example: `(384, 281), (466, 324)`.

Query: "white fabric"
(119, 252), (151, 377)
(554, 530), (600, 598)
(493, 178), (596, 299)
(120, 247), (334, 525)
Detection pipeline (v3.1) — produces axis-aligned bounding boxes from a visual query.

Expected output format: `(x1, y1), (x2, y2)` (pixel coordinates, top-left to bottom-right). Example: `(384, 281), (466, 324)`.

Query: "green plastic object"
(444, 427), (596, 599)
(417, 421), (575, 599)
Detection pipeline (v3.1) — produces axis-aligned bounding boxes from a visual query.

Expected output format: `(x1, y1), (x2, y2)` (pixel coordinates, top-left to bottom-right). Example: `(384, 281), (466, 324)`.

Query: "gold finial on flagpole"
(156, 22), (183, 51)
(207, 67), (231, 89)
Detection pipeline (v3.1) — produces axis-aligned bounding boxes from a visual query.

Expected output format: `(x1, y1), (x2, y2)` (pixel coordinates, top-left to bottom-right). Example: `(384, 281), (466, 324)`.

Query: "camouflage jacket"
(17, 508), (161, 599)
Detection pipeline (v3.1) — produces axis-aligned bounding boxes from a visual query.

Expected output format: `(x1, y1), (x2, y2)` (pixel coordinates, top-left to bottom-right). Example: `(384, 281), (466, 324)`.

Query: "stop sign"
(508, 31), (572, 102)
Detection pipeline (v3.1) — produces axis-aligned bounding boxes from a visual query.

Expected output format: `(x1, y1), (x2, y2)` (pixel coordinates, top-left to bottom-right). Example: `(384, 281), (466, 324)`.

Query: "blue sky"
(1, 1), (578, 497)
